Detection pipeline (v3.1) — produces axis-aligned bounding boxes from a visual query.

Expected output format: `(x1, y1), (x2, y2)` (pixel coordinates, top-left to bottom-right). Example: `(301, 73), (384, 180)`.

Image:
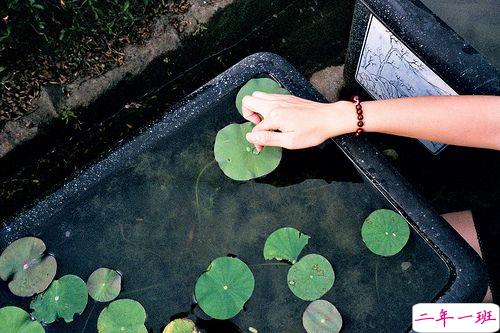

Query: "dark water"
(0, 91), (450, 332)
(420, 0), (500, 70)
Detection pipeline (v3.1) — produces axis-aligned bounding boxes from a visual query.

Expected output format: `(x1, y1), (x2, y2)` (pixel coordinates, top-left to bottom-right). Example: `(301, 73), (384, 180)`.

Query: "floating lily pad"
(263, 227), (310, 264)
(235, 77), (290, 116)
(30, 274), (88, 324)
(195, 256), (255, 320)
(87, 268), (122, 302)
(97, 299), (147, 333)
(361, 209), (410, 256)
(163, 318), (198, 333)
(0, 306), (44, 333)
(287, 254), (335, 301)
(214, 122), (282, 181)
(0, 237), (57, 297)
(303, 300), (342, 333)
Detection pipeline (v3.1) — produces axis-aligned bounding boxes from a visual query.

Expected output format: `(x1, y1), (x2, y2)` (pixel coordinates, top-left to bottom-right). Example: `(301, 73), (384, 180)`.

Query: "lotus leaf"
(0, 306), (44, 333)
(303, 300), (342, 333)
(87, 267), (122, 302)
(263, 227), (310, 264)
(287, 254), (335, 301)
(235, 77), (289, 116)
(30, 274), (88, 324)
(361, 209), (410, 256)
(97, 299), (147, 333)
(0, 237), (57, 297)
(214, 122), (282, 181)
(194, 256), (255, 320)
(163, 318), (198, 333)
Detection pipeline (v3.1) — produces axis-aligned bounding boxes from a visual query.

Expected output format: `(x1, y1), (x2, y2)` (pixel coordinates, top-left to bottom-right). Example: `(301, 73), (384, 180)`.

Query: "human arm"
(242, 93), (500, 151)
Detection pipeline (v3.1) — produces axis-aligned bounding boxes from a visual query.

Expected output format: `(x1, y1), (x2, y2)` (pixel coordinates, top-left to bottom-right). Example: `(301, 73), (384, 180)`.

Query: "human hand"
(241, 92), (352, 151)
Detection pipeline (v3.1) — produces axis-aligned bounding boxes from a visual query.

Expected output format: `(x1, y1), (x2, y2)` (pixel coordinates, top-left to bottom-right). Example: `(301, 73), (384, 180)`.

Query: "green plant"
(303, 300), (342, 333)
(287, 254), (335, 301)
(60, 106), (77, 124)
(194, 256), (255, 320)
(87, 267), (122, 302)
(214, 122), (282, 181)
(1, 0), (153, 56)
(361, 209), (410, 256)
(0, 237), (57, 297)
(235, 78), (290, 116)
(163, 318), (199, 333)
(0, 306), (44, 333)
(263, 227), (310, 264)
(31, 274), (88, 324)
(97, 299), (147, 333)
(191, 24), (207, 36)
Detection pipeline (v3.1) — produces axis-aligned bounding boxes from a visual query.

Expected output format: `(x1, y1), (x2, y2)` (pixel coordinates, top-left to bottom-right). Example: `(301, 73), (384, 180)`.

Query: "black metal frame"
(1, 53), (488, 327)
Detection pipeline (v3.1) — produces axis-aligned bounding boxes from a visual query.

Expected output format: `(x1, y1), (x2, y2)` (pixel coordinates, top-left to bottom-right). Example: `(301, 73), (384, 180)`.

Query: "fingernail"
(246, 132), (256, 142)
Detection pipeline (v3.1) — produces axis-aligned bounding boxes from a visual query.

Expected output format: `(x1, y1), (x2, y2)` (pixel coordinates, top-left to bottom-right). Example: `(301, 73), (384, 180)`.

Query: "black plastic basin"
(0, 53), (487, 332)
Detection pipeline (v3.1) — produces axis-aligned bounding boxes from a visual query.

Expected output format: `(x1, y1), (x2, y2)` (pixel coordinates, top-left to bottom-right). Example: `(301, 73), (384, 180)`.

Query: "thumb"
(246, 130), (290, 148)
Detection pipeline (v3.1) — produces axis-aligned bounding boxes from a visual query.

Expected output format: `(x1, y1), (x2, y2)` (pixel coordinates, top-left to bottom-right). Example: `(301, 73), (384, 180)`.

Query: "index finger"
(241, 95), (274, 121)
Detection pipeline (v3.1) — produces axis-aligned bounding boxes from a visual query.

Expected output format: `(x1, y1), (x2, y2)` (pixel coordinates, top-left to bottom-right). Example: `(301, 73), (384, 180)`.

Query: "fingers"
(241, 95), (272, 121)
(246, 130), (293, 149)
(245, 112), (261, 125)
(250, 118), (281, 152)
(253, 118), (279, 132)
(252, 91), (315, 104)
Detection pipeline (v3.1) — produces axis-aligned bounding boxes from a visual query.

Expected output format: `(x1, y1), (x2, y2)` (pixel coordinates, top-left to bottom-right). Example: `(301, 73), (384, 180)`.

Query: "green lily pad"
(0, 237), (57, 297)
(163, 318), (198, 333)
(303, 300), (342, 333)
(97, 299), (147, 333)
(236, 77), (290, 116)
(214, 122), (282, 181)
(0, 306), (45, 333)
(87, 268), (122, 302)
(31, 274), (88, 324)
(287, 254), (335, 301)
(194, 256), (255, 320)
(361, 209), (410, 256)
(263, 227), (310, 264)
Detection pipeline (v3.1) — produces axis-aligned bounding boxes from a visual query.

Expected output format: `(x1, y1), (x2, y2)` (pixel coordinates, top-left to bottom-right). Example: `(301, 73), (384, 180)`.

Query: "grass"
(0, 0), (193, 126)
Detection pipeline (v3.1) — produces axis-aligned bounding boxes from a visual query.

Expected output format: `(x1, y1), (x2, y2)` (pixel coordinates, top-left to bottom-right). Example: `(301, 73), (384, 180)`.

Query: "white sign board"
(356, 14), (458, 154)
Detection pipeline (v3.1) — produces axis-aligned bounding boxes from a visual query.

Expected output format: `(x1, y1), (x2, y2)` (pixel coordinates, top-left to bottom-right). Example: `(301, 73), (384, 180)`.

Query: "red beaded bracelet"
(352, 95), (364, 136)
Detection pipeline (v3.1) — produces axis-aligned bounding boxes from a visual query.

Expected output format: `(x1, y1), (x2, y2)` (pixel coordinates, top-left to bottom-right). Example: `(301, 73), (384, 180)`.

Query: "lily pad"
(287, 254), (335, 301)
(97, 299), (147, 333)
(214, 122), (282, 181)
(303, 300), (342, 333)
(236, 77), (290, 116)
(30, 274), (88, 324)
(263, 227), (310, 264)
(163, 318), (198, 333)
(0, 237), (57, 297)
(194, 256), (255, 320)
(361, 209), (410, 256)
(0, 306), (44, 333)
(87, 268), (122, 302)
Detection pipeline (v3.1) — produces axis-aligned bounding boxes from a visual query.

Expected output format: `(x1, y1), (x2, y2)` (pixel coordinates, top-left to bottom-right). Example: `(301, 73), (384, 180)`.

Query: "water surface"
(0, 91), (450, 332)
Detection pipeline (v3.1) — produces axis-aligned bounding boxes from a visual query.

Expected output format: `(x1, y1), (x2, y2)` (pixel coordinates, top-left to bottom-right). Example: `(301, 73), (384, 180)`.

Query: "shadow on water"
(258, 141), (363, 188)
